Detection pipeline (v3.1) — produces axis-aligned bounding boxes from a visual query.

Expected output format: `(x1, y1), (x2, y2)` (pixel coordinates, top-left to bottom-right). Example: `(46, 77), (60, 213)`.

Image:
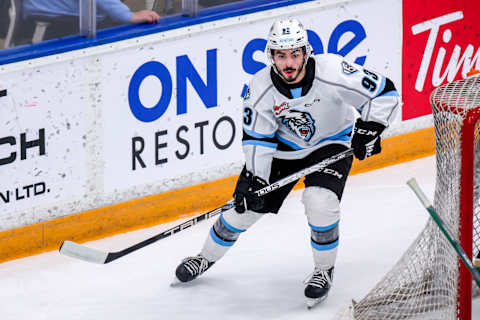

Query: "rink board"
(0, 0), (477, 262)
(0, 128), (434, 262)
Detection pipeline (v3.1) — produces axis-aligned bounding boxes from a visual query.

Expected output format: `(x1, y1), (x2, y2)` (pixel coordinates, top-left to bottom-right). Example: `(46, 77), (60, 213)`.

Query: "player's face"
(272, 48), (307, 84)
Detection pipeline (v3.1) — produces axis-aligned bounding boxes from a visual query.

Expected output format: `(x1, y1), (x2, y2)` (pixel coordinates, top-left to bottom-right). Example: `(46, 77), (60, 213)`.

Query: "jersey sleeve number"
(361, 69), (378, 93)
(244, 106), (253, 126)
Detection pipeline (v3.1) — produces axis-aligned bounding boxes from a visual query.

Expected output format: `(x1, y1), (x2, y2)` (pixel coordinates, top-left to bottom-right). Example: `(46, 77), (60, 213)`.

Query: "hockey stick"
(407, 178), (480, 288)
(60, 148), (354, 264)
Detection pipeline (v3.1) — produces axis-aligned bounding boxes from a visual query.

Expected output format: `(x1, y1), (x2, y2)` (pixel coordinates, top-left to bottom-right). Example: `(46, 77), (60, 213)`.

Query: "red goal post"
(431, 77), (480, 320)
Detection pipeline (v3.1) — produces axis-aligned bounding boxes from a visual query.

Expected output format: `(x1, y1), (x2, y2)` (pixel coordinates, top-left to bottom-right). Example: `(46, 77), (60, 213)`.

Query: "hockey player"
(174, 18), (400, 308)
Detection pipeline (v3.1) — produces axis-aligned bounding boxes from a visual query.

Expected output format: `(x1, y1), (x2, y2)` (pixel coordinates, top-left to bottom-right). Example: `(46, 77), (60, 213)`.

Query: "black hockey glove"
(233, 169), (269, 214)
(351, 118), (386, 160)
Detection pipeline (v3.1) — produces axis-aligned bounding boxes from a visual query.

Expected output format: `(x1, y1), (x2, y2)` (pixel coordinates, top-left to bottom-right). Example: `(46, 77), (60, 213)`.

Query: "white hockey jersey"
(241, 53), (400, 182)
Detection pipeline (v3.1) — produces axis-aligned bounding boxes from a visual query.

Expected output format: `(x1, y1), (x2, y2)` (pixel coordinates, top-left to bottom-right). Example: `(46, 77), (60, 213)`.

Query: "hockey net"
(335, 75), (480, 320)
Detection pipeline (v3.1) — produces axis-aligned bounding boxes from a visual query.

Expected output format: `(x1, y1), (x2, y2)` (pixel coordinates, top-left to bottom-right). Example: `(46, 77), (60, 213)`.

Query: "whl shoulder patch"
(341, 61), (357, 75)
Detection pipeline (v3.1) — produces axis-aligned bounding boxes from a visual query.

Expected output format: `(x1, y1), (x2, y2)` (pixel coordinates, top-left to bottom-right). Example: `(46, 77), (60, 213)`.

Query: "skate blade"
(306, 295), (328, 309)
(170, 277), (183, 287)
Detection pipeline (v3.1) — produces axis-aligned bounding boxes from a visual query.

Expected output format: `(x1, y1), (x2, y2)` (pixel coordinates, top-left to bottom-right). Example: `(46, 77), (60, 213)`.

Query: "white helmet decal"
(266, 18), (312, 66)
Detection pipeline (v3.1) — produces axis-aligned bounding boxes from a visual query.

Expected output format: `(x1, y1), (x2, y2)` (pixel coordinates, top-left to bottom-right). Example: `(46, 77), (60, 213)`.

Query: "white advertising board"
(0, 60), (87, 216)
(102, 0), (402, 192)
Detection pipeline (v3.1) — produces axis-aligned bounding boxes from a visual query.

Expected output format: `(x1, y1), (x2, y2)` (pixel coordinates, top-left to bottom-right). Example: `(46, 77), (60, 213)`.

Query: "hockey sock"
(201, 208), (262, 262)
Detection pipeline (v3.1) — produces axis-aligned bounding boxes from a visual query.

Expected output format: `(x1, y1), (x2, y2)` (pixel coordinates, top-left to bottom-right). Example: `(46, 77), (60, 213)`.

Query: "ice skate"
(304, 267), (334, 309)
(171, 254), (214, 286)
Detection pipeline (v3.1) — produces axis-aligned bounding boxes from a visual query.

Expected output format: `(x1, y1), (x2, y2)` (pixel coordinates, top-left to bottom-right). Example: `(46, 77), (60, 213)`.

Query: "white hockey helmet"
(266, 18), (312, 66)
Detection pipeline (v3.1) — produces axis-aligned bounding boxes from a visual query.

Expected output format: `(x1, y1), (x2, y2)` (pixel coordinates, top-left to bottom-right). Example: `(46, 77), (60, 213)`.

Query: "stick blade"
(59, 241), (108, 264)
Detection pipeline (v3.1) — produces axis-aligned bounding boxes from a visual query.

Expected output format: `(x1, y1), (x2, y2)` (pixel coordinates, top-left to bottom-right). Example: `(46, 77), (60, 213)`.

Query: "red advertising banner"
(402, 0), (480, 120)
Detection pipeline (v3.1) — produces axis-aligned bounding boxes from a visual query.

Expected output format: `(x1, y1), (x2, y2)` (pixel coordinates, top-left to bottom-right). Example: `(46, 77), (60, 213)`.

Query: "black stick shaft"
(62, 148), (353, 264)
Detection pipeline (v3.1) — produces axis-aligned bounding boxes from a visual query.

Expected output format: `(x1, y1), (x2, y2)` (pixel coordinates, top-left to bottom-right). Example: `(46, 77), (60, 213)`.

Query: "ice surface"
(0, 156), (478, 319)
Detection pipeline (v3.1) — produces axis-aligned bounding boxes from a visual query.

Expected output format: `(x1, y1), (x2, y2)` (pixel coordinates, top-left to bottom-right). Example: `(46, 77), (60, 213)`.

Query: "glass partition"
(0, 0), (252, 52)
(0, 0), (162, 49)
(198, 0), (244, 9)
(1, 0), (84, 48)
(150, 0), (248, 17)
(152, 0), (181, 16)
(97, 0), (162, 31)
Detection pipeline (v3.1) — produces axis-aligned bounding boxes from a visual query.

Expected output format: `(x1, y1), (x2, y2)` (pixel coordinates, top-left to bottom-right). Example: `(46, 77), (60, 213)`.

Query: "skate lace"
(304, 268), (332, 288)
(183, 255), (210, 276)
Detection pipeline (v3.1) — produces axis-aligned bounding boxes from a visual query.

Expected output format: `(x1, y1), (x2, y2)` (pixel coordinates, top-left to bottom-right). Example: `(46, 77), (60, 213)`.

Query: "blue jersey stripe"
(243, 128), (276, 139)
(373, 76), (387, 98)
(379, 90), (400, 97)
(317, 125), (353, 144)
(276, 125), (352, 151)
(276, 135), (303, 150)
(242, 140), (277, 149)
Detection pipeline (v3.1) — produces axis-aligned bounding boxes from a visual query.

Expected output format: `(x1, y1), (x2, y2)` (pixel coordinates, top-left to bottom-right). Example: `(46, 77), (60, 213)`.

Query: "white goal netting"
(336, 76), (480, 320)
